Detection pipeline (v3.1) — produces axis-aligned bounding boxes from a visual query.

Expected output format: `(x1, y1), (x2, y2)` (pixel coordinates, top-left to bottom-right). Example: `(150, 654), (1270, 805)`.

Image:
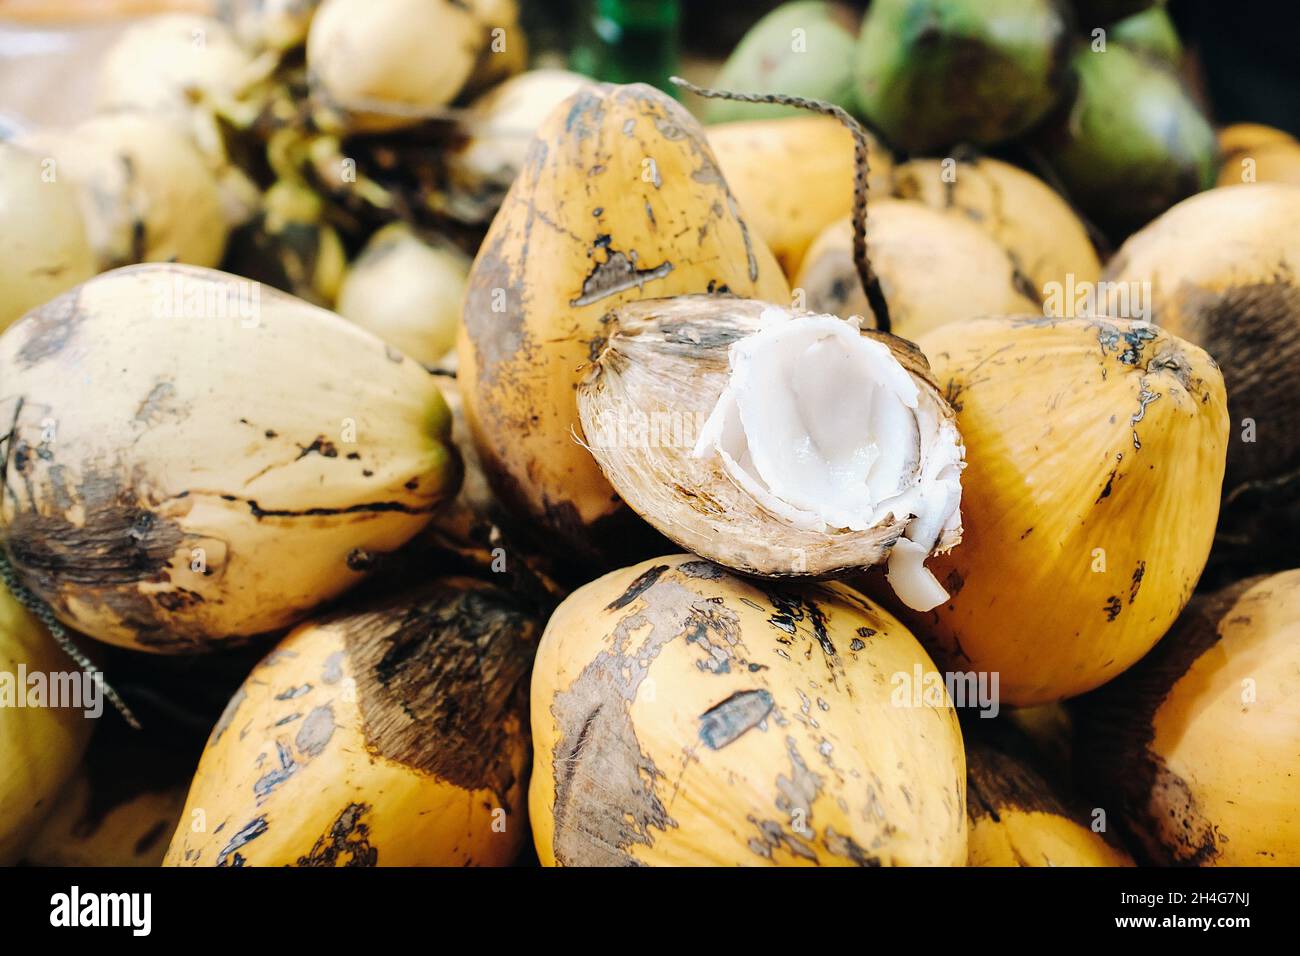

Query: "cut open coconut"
(577, 296), (964, 610)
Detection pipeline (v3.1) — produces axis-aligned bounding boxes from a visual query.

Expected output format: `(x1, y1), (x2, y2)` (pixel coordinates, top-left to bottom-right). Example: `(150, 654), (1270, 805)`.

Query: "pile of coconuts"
(0, 0), (1297, 871)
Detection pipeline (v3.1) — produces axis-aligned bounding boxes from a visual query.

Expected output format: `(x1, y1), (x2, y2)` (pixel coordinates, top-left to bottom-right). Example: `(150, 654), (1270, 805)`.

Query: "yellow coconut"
(707, 116), (892, 277)
(0, 142), (97, 333)
(166, 577), (538, 866)
(965, 724), (1132, 867)
(1216, 143), (1300, 188)
(793, 200), (1038, 340)
(1216, 123), (1300, 187)
(1217, 122), (1297, 156)
(1101, 184), (1300, 572)
(890, 156), (1100, 300)
(1076, 570), (1300, 865)
(893, 316), (1228, 705)
(458, 83), (789, 559)
(0, 264), (460, 651)
(0, 582), (94, 864)
(529, 555), (967, 866)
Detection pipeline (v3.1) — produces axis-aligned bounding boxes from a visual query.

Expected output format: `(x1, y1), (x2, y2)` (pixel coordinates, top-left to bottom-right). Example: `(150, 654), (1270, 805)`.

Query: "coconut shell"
(0, 264), (460, 651)
(894, 315), (1228, 705)
(576, 295), (961, 579)
(166, 577), (539, 867)
(529, 554), (968, 866)
(1074, 570), (1300, 865)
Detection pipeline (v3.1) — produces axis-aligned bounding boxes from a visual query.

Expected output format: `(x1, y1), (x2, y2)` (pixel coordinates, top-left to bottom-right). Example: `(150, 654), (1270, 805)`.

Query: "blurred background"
(1, 1), (1296, 132)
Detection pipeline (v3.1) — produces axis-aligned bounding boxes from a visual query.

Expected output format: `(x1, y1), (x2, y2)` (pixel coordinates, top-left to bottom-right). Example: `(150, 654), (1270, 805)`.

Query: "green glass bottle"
(570, 0), (682, 94)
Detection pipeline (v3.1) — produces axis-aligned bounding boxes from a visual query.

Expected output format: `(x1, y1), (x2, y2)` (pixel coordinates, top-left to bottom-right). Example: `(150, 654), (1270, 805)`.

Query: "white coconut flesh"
(692, 308), (964, 610)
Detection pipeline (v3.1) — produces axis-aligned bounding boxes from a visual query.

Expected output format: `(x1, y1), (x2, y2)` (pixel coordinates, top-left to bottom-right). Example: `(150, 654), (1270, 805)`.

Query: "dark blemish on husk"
(680, 560), (723, 579)
(1096, 468), (1117, 503)
(747, 737), (823, 862)
(1104, 595), (1122, 622)
(134, 381), (179, 425)
(5, 469), (185, 589)
(850, 638), (865, 651)
(296, 803), (378, 867)
(765, 588), (836, 657)
(684, 601), (745, 674)
(295, 437), (338, 460)
(343, 580), (538, 807)
(825, 828), (881, 866)
(253, 740), (296, 798)
(13, 286), (85, 367)
(1096, 322), (1157, 366)
(1129, 562), (1146, 605)
(322, 651), (344, 684)
(274, 713), (300, 726)
(945, 569), (964, 598)
(605, 564), (669, 610)
(239, 496), (435, 519)
(965, 731), (1075, 823)
(564, 87), (607, 140)
(660, 323), (745, 349)
(210, 687), (246, 747)
(295, 705), (336, 758)
(698, 689), (774, 749)
(275, 685), (311, 700)
(462, 227), (529, 389)
(1173, 277), (1299, 491)
(570, 236), (674, 308)
(216, 816), (268, 867)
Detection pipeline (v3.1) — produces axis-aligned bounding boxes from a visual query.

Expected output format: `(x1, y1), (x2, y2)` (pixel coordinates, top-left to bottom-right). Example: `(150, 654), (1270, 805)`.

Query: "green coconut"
(1037, 44), (1217, 238)
(853, 0), (1072, 153)
(1108, 6), (1181, 66)
(706, 1), (860, 123)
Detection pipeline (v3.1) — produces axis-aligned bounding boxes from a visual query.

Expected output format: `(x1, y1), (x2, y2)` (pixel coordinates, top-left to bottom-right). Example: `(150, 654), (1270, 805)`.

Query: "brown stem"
(670, 77), (893, 336)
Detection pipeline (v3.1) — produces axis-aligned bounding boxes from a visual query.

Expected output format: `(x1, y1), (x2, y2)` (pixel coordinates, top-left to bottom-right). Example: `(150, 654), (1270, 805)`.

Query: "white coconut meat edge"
(692, 307), (963, 611)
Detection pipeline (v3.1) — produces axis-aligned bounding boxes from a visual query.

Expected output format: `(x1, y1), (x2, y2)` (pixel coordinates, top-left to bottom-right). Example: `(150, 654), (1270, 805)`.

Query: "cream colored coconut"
(337, 224), (470, 367)
(19, 114), (229, 270)
(0, 142), (96, 332)
(307, 0), (486, 133)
